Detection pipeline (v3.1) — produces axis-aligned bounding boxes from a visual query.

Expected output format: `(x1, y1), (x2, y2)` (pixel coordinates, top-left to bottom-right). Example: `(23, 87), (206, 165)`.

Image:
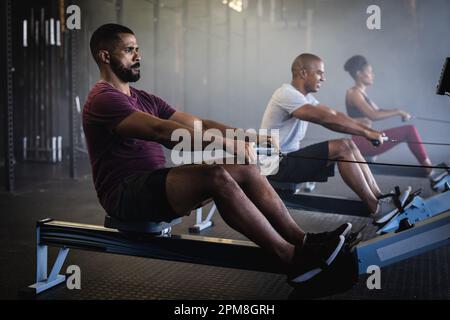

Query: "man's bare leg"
(346, 140), (383, 197)
(328, 140), (378, 213)
(165, 164), (303, 264)
(220, 164), (305, 246)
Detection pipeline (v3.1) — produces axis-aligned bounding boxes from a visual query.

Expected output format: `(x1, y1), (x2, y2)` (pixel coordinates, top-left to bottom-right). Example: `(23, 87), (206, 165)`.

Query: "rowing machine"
(27, 209), (450, 295)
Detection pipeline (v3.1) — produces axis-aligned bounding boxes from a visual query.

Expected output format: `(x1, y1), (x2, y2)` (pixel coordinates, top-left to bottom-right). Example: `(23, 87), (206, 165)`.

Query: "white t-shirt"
(260, 83), (319, 154)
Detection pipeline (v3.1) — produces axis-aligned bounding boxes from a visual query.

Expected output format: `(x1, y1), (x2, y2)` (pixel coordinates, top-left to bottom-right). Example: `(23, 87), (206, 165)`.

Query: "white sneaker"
(430, 170), (448, 183)
(429, 164), (449, 183)
(373, 186), (412, 224)
(432, 176), (450, 192)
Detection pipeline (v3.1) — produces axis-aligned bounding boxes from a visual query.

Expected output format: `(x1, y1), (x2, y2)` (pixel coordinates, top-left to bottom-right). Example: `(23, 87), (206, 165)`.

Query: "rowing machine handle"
(371, 136), (389, 147)
(255, 147), (276, 156)
(254, 147), (284, 158)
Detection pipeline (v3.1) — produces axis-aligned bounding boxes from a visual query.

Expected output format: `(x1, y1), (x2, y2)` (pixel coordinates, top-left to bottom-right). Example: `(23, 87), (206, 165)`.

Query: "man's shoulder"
(88, 82), (124, 102)
(272, 84), (309, 105)
(276, 83), (295, 94)
(131, 86), (150, 97)
(130, 88), (176, 118)
(131, 87), (164, 104)
(279, 84), (306, 98)
(84, 83), (133, 115)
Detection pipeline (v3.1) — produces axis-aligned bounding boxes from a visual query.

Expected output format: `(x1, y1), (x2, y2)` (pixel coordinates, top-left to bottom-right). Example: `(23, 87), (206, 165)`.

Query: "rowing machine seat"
(104, 215), (182, 235)
(268, 180), (301, 194)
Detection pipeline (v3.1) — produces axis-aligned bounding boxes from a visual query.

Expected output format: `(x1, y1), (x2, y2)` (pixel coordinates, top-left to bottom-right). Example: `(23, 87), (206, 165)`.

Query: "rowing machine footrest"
(268, 180), (301, 194)
(104, 215), (182, 234)
(432, 174), (450, 193)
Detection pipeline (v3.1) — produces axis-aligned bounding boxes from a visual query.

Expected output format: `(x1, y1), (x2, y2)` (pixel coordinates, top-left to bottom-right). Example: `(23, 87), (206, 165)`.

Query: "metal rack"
(4, 0), (15, 192)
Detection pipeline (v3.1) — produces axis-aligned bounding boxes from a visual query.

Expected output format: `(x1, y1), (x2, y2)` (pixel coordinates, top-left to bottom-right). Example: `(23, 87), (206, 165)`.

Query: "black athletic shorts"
(269, 141), (336, 183)
(110, 168), (181, 223)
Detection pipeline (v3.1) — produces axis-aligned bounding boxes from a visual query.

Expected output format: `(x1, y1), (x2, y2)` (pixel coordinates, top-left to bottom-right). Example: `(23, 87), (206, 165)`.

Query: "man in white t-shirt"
(261, 53), (410, 224)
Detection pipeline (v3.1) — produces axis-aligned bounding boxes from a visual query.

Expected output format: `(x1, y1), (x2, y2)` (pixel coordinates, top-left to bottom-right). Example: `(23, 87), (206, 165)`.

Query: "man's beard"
(110, 58), (141, 83)
(306, 83), (319, 93)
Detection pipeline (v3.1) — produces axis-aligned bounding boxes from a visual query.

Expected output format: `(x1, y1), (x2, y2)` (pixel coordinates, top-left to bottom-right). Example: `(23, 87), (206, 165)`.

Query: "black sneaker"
(304, 223), (352, 244)
(287, 234), (345, 284)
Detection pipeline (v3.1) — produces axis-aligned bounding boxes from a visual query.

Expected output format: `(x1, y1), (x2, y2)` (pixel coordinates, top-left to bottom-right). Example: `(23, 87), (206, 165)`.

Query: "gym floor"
(1, 161), (448, 300)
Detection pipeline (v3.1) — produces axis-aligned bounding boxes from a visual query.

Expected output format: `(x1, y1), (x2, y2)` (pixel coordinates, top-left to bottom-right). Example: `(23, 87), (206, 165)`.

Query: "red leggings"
(352, 125), (429, 164)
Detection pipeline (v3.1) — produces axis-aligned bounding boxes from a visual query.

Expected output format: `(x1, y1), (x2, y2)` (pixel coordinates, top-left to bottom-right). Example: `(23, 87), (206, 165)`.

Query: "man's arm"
(169, 111), (236, 136)
(115, 111), (257, 162)
(114, 111), (221, 150)
(169, 111), (276, 147)
(292, 104), (382, 140)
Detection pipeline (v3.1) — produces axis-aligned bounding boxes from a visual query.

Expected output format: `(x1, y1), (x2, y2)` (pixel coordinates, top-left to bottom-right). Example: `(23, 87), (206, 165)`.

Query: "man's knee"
(330, 139), (353, 158)
(207, 165), (247, 196)
(347, 139), (360, 153)
(211, 164), (261, 188)
(206, 165), (233, 186)
(238, 164), (260, 178)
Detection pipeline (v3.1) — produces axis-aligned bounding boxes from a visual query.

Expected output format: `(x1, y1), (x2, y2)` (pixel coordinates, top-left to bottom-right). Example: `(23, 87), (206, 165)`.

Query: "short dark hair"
(291, 53), (322, 78)
(344, 55), (368, 80)
(90, 23), (135, 63)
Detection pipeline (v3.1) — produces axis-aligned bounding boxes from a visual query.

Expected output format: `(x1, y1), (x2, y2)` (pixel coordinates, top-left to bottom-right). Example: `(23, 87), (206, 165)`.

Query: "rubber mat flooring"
(0, 162), (449, 300)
